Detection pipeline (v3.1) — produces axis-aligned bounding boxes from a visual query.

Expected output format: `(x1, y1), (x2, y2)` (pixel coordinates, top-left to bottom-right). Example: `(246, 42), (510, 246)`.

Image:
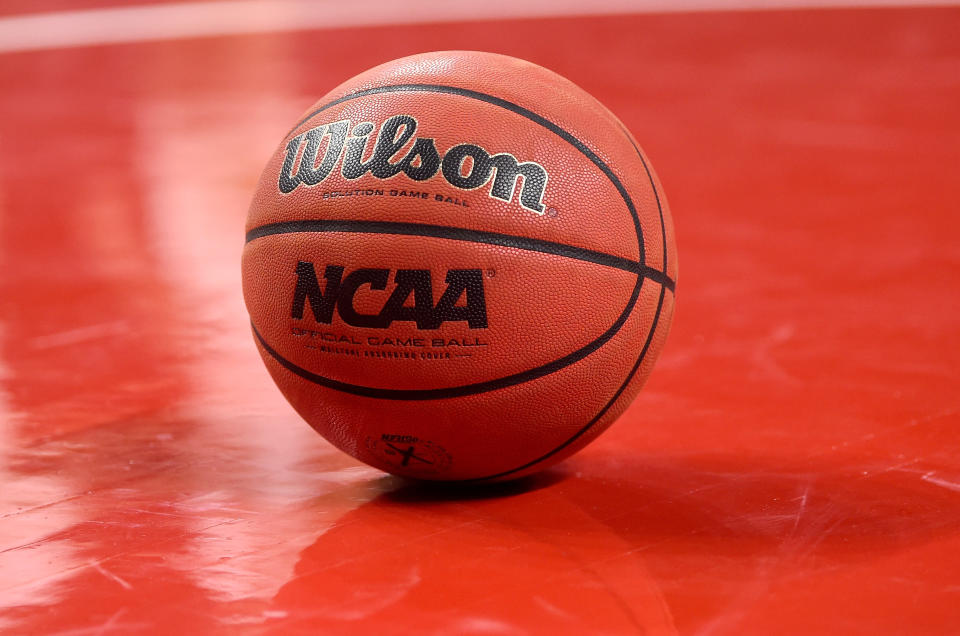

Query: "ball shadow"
(374, 466), (570, 503)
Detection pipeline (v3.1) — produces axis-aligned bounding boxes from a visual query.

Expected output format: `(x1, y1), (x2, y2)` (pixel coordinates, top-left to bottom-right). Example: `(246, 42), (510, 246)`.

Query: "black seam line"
(466, 284), (667, 482)
(620, 125), (672, 286)
(284, 82), (645, 273)
(246, 219), (675, 291)
(467, 128), (674, 481)
(253, 267), (642, 401)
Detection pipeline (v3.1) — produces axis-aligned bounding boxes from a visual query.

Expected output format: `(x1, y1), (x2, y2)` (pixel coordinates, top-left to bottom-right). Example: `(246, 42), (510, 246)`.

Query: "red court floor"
(1, 3), (959, 634)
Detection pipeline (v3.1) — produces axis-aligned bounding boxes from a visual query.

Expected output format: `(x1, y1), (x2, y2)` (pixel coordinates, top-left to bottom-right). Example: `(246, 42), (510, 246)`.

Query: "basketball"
(242, 51), (677, 481)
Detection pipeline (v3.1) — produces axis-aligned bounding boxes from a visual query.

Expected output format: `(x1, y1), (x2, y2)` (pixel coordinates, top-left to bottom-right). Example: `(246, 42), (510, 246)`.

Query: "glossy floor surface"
(2, 3), (960, 634)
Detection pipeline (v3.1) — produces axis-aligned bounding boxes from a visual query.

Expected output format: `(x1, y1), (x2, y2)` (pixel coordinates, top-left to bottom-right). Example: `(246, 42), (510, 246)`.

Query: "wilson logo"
(279, 115), (548, 214)
(291, 261), (488, 330)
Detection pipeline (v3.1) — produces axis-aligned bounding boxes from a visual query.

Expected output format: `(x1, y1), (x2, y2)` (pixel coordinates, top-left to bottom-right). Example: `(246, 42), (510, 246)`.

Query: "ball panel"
(246, 90), (643, 263)
(243, 233), (638, 392)
(298, 51), (672, 266)
(311, 51), (646, 189)
(254, 278), (670, 480)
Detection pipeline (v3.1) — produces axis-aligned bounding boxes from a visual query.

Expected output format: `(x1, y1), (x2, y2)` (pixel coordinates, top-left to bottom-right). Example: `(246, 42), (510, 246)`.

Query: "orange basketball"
(242, 51), (677, 481)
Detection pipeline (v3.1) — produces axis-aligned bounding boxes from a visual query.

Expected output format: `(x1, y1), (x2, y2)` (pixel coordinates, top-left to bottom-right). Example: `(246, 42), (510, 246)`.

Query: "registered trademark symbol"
(486, 269), (496, 277)
(546, 207), (559, 218)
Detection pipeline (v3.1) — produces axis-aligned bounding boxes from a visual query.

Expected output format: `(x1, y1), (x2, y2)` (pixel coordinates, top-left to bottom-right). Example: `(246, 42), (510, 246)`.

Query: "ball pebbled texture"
(242, 51), (677, 481)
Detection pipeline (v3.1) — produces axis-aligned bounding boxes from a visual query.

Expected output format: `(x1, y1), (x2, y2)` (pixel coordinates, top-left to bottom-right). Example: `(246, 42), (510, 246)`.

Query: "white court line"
(0, 0), (957, 54)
